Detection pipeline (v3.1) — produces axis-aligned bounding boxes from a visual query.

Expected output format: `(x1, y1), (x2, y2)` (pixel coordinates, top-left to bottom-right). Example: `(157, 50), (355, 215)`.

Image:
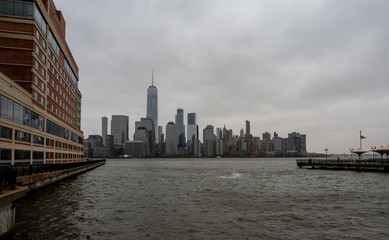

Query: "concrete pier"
(296, 159), (389, 172)
(0, 187), (27, 239)
(0, 160), (105, 238)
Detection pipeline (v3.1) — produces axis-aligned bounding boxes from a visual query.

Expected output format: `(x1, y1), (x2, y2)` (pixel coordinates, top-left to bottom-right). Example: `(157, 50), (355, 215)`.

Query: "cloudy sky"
(55, 0), (389, 154)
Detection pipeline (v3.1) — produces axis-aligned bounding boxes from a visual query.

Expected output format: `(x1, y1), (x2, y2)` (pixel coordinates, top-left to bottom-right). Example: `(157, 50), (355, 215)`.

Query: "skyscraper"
(147, 71), (158, 143)
(187, 113), (197, 154)
(176, 108), (185, 149)
(165, 122), (177, 156)
(111, 115), (129, 146)
(102, 116), (108, 146)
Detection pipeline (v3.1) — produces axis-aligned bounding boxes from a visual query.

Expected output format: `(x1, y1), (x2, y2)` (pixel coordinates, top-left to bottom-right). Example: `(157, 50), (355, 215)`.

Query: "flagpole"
(360, 130), (362, 149)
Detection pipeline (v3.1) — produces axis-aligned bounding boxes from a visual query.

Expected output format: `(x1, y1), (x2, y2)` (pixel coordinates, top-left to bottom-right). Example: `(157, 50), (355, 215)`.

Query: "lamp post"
(371, 146), (376, 160)
(325, 148), (328, 160)
(350, 148), (354, 160)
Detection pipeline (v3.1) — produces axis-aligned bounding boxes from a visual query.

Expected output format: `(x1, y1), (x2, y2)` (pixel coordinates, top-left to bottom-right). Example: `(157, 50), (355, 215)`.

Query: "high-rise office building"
(111, 115), (129, 146)
(245, 120), (251, 138)
(175, 108), (185, 149)
(102, 116), (108, 146)
(147, 71), (158, 143)
(165, 121), (177, 156)
(187, 113), (197, 154)
(0, 0), (84, 164)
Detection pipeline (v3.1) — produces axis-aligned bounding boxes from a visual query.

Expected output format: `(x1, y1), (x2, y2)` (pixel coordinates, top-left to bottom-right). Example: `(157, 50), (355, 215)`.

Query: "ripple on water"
(12, 159), (389, 240)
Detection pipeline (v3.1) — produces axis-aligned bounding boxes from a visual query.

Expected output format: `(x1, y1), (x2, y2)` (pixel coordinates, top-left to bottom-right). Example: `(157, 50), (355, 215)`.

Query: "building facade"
(187, 112), (196, 154)
(146, 73), (158, 143)
(175, 108), (185, 149)
(111, 115), (129, 146)
(0, 0), (84, 164)
(102, 116), (107, 146)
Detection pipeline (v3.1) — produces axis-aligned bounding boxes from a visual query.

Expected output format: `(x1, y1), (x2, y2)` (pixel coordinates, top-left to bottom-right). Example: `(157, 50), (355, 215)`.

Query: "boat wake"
(220, 173), (242, 179)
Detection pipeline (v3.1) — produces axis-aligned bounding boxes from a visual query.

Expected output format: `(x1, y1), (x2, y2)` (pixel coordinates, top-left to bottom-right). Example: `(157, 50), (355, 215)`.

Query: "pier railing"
(0, 165), (17, 193)
(14, 159), (106, 177)
(296, 158), (389, 171)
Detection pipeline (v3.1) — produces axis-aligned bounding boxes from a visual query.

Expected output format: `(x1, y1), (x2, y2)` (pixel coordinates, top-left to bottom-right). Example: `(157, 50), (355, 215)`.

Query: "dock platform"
(296, 159), (389, 172)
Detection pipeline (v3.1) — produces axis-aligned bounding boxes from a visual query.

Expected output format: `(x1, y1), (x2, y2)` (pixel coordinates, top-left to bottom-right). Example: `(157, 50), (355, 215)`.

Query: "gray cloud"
(55, 0), (389, 153)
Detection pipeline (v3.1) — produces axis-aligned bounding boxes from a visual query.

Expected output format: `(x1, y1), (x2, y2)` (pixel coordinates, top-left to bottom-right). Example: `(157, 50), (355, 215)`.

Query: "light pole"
(350, 148), (354, 160)
(325, 148), (328, 160)
(371, 146), (376, 160)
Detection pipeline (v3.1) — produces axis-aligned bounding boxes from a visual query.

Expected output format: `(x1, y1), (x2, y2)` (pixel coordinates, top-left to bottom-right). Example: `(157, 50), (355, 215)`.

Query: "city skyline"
(55, 0), (389, 154)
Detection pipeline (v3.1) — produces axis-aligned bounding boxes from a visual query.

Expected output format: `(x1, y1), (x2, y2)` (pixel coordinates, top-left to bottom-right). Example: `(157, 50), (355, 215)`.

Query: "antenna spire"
(152, 68), (154, 86)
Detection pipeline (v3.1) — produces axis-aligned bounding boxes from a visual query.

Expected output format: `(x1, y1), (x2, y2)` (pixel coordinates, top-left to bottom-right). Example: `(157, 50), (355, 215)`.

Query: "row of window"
(0, 148), (83, 165)
(33, 2), (47, 35)
(1, 95), (45, 131)
(0, 0), (33, 18)
(46, 119), (83, 145)
(0, 125), (82, 155)
(0, 94), (82, 144)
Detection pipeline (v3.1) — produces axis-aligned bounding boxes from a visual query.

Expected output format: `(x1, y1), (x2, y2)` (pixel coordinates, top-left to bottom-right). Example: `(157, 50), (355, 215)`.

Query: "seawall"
(0, 160), (105, 239)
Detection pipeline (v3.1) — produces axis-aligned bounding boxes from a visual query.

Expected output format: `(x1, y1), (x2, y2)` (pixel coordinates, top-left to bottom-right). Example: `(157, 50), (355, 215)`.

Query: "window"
(15, 130), (31, 143)
(35, 45), (40, 55)
(42, 40), (46, 49)
(1, 95), (13, 120)
(35, 60), (39, 70)
(0, 126), (12, 140)
(34, 92), (39, 101)
(14, 150), (30, 164)
(13, 102), (24, 124)
(33, 151), (44, 164)
(40, 96), (44, 105)
(34, 6), (47, 35)
(0, 148), (12, 165)
(35, 76), (39, 85)
(33, 135), (44, 145)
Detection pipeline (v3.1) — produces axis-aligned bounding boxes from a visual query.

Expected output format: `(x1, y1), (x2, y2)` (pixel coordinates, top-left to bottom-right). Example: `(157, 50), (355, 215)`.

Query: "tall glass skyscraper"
(187, 113), (197, 154)
(147, 72), (158, 143)
(102, 116), (108, 146)
(176, 108), (185, 149)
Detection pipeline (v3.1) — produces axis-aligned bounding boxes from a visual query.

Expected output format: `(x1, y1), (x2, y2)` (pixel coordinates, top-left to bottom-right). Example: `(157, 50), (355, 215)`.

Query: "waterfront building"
(203, 125), (216, 157)
(102, 116), (107, 146)
(187, 113), (196, 154)
(111, 115), (129, 146)
(146, 71), (158, 143)
(140, 117), (155, 156)
(132, 127), (148, 157)
(175, 108), (185, 149)
(272, 135), (282, 153)
(124, 140), (146, 158)
(165, 121), (177, 156)
(0, 0), (85, 164)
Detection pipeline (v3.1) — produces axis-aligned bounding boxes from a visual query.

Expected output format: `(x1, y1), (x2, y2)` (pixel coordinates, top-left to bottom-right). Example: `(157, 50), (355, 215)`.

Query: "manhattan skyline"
(55, 0), (389, 154)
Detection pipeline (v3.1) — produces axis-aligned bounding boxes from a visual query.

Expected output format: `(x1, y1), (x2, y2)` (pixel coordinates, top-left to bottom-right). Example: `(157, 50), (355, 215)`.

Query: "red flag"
(360, 135), (366, 139)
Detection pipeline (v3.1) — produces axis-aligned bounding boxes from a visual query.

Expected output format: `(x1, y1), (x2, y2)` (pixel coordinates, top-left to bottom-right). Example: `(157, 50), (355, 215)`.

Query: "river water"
(11, 158), (389, 239)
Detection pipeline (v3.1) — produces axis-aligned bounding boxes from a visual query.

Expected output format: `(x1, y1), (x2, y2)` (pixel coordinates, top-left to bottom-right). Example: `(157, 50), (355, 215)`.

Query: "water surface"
(12, 158), (389, 239)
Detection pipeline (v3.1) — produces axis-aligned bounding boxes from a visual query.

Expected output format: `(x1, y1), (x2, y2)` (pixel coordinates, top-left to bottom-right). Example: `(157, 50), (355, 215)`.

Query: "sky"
(54, 0), (389, 154)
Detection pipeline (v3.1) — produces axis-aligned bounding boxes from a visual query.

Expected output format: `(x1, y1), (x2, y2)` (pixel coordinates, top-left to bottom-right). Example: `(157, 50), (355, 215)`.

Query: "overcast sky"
(55, 0), (389, 154)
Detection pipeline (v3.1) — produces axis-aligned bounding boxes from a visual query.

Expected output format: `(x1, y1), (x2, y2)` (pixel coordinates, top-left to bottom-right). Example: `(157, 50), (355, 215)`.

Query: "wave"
(220, 173), (242, 179)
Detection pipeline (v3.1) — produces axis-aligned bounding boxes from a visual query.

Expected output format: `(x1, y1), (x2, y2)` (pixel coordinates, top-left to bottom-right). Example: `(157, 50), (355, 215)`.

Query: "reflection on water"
(12, 158), (389, 239)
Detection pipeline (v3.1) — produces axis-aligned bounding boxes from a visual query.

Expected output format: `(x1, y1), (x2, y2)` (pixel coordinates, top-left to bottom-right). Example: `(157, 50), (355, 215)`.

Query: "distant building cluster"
(84, 78), (307, 158)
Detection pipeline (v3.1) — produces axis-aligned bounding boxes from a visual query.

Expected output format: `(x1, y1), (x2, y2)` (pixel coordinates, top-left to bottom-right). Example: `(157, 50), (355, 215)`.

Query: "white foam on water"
(220, 173), (242, 179)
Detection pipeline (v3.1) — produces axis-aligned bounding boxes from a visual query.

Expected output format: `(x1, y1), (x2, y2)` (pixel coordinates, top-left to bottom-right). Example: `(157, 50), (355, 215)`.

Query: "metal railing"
(14, 159), (106, 177)
(0, 165), (17, 193)
(296, 159), (389, 168)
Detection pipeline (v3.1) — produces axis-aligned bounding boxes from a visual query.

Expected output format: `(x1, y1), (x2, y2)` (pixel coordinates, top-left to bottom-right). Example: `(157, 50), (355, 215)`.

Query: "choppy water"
(12, 158), (389, 239)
